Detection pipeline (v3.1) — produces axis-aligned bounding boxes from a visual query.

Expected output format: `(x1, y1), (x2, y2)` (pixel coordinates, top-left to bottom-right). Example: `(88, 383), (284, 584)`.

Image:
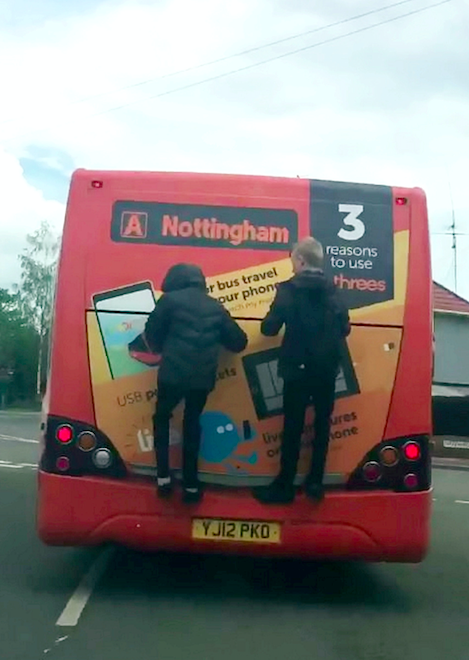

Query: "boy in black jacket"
(144, 263), (247, 503)
(254, 238), (350, 504)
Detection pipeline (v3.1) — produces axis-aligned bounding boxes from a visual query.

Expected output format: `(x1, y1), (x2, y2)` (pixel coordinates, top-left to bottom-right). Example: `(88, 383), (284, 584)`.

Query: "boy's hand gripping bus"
(37, 170), (432, 562)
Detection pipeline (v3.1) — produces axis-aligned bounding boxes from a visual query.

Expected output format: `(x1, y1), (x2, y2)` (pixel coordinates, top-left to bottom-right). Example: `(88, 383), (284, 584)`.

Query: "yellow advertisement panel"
(87, 231), (408, 484)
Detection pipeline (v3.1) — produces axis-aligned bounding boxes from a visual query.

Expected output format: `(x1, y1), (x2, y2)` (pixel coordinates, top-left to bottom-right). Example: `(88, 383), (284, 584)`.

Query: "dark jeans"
(153, 383), (209, 488)
(278, 370), (337, 487)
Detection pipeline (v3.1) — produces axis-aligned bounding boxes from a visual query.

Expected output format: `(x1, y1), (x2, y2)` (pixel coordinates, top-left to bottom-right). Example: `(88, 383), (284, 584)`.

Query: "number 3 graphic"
(337, 204), (365, 241)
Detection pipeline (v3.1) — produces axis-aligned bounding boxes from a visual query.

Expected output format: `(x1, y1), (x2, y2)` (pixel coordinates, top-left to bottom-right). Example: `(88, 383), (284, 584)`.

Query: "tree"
(18, 221), (60, 398)
(0, 289), (23, 367)
(0, 288), (39, 406)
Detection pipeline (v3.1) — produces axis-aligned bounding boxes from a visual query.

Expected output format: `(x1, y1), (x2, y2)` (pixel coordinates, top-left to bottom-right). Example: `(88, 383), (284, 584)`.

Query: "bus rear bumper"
(37, 471), (431, 562)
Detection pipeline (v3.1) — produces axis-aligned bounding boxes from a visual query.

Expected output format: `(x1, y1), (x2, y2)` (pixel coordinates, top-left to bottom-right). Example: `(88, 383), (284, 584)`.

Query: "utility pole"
(449, 181), (457, 293)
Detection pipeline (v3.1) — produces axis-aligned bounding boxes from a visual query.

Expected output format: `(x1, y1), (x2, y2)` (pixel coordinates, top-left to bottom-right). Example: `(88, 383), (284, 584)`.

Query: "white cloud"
(0, 0), (468, 297)
(0, 148), (64, 289)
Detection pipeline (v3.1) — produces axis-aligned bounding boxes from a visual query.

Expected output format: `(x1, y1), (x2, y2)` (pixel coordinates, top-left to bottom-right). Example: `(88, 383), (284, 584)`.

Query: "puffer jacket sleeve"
(144, 295), (172, 353)
(260, 283), (289, 336)
(219, 308), (248, 353)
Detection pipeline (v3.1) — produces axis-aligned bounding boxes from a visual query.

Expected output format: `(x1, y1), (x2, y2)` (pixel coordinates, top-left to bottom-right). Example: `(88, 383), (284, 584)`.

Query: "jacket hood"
(290, 269), (328, 290)
(161, 263), (207, 293)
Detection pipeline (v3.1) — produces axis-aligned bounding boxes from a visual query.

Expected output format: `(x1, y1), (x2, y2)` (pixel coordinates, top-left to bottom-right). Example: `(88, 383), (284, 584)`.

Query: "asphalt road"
(1, 411), (469, 660)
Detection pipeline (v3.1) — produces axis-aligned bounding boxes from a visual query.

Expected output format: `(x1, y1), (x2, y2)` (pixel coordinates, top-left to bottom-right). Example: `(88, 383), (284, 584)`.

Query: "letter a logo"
(120, 211), (148, 239)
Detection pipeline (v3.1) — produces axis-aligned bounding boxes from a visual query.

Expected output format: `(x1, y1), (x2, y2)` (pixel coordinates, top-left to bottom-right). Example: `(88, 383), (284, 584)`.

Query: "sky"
(0, 0), (468, 299)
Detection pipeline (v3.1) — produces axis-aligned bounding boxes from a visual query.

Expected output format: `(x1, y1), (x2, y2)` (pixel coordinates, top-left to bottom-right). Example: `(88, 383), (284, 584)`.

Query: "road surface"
(1, 411), (469, 660)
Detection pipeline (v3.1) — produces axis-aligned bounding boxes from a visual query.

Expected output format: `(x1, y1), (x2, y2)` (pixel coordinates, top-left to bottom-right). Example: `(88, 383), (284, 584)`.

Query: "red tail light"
(403, 441), (421, 461)
(362, 461), (382, 483)
(56, 456), (70, 472)
(56, 425), (73, 444)
(43, 415), (127, 478)
(348, 435), (430, 492)
(396, 197), (407, 205)
(403, 473), (418, 490)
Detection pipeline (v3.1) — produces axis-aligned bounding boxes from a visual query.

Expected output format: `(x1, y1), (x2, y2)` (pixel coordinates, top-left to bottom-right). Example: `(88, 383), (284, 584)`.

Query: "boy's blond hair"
(292, 237), (324, 269)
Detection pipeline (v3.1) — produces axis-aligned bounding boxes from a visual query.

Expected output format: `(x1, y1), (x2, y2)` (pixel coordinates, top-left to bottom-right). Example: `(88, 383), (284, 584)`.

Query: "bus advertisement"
(37, 170), (433, 562)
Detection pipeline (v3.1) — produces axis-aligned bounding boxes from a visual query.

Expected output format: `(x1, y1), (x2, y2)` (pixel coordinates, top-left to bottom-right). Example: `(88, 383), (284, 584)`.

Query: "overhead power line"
(0, 0), (424, 129)
(70, 1), (456, 119)
(3, 0), (453, 143)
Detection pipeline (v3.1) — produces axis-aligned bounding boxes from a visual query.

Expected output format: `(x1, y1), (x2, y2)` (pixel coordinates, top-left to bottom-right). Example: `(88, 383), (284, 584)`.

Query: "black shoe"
(253, 480), (295, 504)
(304, 480), (325, 502)
(183, 485), (203, 504)
(157, 477), (173, 498)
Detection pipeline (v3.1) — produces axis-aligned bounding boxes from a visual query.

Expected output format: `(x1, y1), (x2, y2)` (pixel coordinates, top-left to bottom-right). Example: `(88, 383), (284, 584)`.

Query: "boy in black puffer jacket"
(144, 263), (247, 503)
(254, 238), (350, 505)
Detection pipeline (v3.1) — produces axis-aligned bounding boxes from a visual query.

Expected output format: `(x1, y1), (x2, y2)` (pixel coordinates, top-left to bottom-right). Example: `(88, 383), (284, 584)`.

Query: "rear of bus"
(37, 170), (432, 562)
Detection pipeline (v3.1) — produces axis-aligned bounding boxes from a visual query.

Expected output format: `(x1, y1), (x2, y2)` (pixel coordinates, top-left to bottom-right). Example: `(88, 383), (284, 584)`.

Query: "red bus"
(37, 170), (432, 562)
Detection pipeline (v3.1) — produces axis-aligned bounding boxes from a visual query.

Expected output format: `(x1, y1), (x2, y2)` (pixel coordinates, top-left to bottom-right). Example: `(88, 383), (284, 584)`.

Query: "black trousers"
(278, 370), (337, 486)
(153, 383), (209, 488)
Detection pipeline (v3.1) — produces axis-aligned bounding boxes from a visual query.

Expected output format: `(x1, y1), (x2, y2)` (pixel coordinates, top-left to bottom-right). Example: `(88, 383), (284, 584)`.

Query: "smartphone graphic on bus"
(242, 341), (360, 421)
(93, 282), (158, 379)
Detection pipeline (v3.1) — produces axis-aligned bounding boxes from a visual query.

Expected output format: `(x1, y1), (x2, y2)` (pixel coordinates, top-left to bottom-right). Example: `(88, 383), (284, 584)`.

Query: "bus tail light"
(380, 446), (399, 467)
(403, 473), (419, 490)
(41, 415), (126, 479)
(56, 424), (73, 444)
(93, 449), (112, 469)
(56, 456), (70, 472)
(403, 441), (421, 461)
(396, 197), (408, 205)
(78, 431), (97, 452)
(347, 435), (430, 492)
(362, 461), (381, 483)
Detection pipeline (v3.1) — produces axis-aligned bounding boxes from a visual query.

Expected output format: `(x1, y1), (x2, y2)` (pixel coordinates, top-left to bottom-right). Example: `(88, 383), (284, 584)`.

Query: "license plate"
(192, 518), (281, 544)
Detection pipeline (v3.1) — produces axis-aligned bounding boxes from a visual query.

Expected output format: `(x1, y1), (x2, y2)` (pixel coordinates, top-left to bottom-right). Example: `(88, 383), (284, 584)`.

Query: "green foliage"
(0, 221), (61, 406)
(0, 288), (39, 404)
(18, 220), (60, 337)
(17, 220), (60, 397)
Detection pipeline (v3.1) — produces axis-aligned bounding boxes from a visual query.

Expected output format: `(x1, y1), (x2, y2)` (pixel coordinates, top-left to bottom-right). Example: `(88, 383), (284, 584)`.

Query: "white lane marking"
(56, 546), (115, 627)
(43, 634), (69, 654)
(0, 462), (37, 470)
(0, 411), (40, 415)
(0, 433), (39, 444)
(455, 500), (469, 505)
